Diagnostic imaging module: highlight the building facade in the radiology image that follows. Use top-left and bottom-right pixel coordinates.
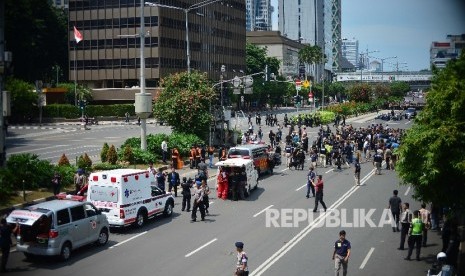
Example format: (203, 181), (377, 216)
(247, 31), (303, 77)
(430, 34), (464, 69)
(341, 38), (358, 68)
(246, 0), (272, 31)
(68, 0), (246, 90)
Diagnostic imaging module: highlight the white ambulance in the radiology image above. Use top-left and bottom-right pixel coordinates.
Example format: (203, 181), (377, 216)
(86, 169), (174, 228)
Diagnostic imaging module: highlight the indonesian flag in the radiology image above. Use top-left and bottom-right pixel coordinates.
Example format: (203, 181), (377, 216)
(73, 26), (83, 43)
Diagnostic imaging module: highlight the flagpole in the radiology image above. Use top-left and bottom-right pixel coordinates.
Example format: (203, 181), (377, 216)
(74, 42), (77, 106)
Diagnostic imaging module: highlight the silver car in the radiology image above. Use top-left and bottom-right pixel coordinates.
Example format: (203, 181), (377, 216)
(6, 195), (110, 261)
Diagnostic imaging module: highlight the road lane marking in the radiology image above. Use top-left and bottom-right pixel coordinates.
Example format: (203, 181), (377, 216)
(253, 205), (274, 218)
(359, 247), (375, 269)
(109, 231), (147, 249)
(251, 169), (376, 276)
(405, 121), (411, 124)
(8, 145), (66, 154)
(295, 184), (307, 191)
(325, 168), (334, 173)
(404, 186), (410, 196)
(185, 238), (218, 257)
(280, 168), (289, 172)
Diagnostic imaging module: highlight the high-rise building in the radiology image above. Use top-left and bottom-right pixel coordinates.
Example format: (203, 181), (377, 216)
(68, 0), (246, 91)
(246, 0), (272, 31)
(430, 34), (464, 69)
(50, 0), (69, 9)
(341, 38), (359, 68)
(330, 0), (341, 72)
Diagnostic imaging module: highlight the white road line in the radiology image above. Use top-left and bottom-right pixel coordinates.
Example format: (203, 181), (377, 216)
(251, 170), (376, 276)
(295, 183), (307, 191)
(253, 205), (274, 218)
(109, 231), (147, 249)
(404, 186), (411, 196)
(185, 238), (218, 257)
(405, 121), (411, 124)
(359, 247), (375, 269)
(279, 168), (289, 172)
(325, 168), (334, 173)
(8, 145), (66, 154)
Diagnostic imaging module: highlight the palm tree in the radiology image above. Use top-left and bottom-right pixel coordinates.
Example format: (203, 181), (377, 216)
(298, 45), (324, 80)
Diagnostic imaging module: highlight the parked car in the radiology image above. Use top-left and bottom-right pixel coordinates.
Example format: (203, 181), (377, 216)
(405, 107), (417, 119)
(6, 194), (110, 261)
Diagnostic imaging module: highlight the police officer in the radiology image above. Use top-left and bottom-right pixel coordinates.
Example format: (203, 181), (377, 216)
(191, 181), (205, 222)
(405, 210), (424, 261)
(332, 230), (351, 276)
(0, 219), (18, 273)
(373, 150), (383, 175)
(354, 158), (361, 185)
(181, 177), (192, 212)
(306, 167), (316, 198)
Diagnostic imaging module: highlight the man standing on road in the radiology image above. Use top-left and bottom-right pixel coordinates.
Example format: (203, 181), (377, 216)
(155, 168), (166, 192)
(234, 242), (249, 276)
(405, 210), (424, 261)
(419, 203), (431, 247)
(0, 219), (18, 273)
(373, 149), (383, 175)
(181, 177), (192, 212)
(306, 167), (316, 198)
(388, 190), (402, 232)
(167, 167), (180, 197)
(332, 230), (351, 276)
(398, 202), (412, 250)
(161, 140), (168, 164)
(312, 175), (327, 212)
(354, 158), (361, 185)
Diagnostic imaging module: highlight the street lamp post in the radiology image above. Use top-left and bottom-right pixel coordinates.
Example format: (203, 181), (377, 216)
(359, 49), (378, 82)
(146, 0), (222, 74)
(378, 56), (396, 81)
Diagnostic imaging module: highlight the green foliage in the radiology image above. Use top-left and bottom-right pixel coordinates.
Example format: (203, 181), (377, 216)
(57, 83), (92, 105)
(290, 111), (335, 125)
(167, 133), (204, 157)
(396, 52), (465, 210)
(77, 153), (92, 172)
(372, 83), (391, 100)
(101, 143), (110, 163)
(93, 163), (125, 171)
(54, 165), (77, 188)
(122, 145), (134, 164)
(389, 81), (410, 98)
(43, 103), (135, 118)
(57, 153), (70, 166)
(5, 1), (68, 82)
(5, 77), (38, 123)
(246, 43), (280, 75)
(6, 153), (55, 190)
(153, 71), (216, 139)
(328, 82), (347, 99)
(43, 104), (80, 118)
(107, 145), (118, 165)
(0, 168), (14, 202)
(298, 44), (324, 68)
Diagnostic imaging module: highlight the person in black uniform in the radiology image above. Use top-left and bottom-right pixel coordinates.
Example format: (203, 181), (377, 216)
(181, 177), (192, 212)
(167, 167), (180, 197)
(0, 219), (18, 272)
(230, 171), (240, 201)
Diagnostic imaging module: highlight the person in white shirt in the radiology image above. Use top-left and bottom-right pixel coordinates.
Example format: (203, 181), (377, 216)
(161, 140), (168, 163)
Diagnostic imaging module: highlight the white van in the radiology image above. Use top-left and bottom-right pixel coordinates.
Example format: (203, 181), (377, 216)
(86, 169), (174, 228)
(215, 158), (259, 196)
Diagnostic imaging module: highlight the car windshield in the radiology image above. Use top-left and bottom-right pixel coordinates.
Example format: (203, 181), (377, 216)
(407, 108), (415, 113)
(228, 149), (250, 157)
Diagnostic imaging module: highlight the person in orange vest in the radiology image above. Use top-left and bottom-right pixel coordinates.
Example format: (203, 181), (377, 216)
(189, 145), (196, 169)
(217, 167), (230, 200)
(171, 148), (180, 169)
(195, 145), (202, 169)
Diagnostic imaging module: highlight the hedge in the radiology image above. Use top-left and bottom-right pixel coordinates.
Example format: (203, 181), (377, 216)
(43, 104), (135, 118)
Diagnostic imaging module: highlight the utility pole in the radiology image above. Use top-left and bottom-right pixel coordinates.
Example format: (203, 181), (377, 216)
(0, 0), (6, 167)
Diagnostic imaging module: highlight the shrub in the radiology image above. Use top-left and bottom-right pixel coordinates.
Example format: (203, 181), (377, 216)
(57, 153), (70, 166)
(167, 132), (204, 157)
(6, 153), (55, 190)
(53, 165), (77, 188)
(77, 153), (92, 172)
(93, 162), (125, 171)
(100, 142), (109, 162)
(122, 144), (134, 164)
(107, 145), (118, 165)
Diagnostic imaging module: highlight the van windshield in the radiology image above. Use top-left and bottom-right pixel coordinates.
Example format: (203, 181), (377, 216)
(228, 149), (250, 157)
(89, 185), (119, 203)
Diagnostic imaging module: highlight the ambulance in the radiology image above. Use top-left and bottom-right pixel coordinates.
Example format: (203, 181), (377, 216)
(215, 158), (259, 197)
(86, 169), (174, 228)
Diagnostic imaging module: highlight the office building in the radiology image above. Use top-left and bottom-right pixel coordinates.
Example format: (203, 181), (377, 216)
(430, 34), (464, 69)
(341, 38), (358, 68)
(68, 0), (246, 96)
(246, 0), (273, 31)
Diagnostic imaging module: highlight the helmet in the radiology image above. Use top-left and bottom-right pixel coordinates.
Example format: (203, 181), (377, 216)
(437, 252), (447, 261)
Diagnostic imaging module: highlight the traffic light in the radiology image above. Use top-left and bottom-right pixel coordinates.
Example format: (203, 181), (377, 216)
(293, 95), (301, 104)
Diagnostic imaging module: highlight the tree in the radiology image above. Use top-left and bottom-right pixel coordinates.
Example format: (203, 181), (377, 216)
(5, 1), (68, 82)
(372, 83), (391, 100)
(122, 145), (134, 164)
(5, 77), (38, 123)
(57, 153), (70, 166)
(58, 83), (93, 105)
(100, 143), (109, 163)
(389, 81), (410, 98)
(347, 83), (372, 103)
(153, 71), (216, 139)
(328, 82), (347, 101)
(107, 145), (118, 165)
(396, 52), (465, 210)
(298, 44), (324, 79)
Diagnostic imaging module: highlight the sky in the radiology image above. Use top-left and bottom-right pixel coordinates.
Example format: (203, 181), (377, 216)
(270, 0), (465, 71)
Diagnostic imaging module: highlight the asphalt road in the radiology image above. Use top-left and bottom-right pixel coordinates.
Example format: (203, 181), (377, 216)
(5, 110), (439, 276)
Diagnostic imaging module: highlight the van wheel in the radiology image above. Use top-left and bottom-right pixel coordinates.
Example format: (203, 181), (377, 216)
(96, 228), (109, 246)
(135, 210), (146, 228)
(60, 242), (72, 261)
(23, 252), (35, 260)
(163, 202), (173, 217)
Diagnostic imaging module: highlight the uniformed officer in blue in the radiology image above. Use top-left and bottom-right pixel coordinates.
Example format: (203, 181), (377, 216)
(332, 230), (351, 276)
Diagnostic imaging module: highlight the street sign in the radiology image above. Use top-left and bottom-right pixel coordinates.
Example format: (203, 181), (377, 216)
(308, 92), (313, 98)
(244, 76), (253, 87)
(295, 79), (302, 86)
(296, 86), (302, 91)
(303, 80), (310, 88)
(241, 96), (244, 102)
(233, 88), (241, 95)
(232, 76), (241, 88)
(244, 87), (253, 94)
